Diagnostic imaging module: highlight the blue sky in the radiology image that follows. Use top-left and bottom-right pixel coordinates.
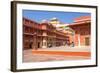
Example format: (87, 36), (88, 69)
(23, 10), (91, 24)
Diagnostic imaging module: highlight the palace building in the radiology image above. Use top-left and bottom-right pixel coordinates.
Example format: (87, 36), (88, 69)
(49, 17), (75, 46)
(68, 16), (91, 46)
(49, 16), (91, 47)
(23, 15), (91, 49)
(23, 18), (69, 49)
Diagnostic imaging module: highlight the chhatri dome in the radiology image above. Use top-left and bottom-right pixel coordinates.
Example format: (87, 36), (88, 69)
(50, 17), (60, 26)
(50, 17), (58, 21)
(41, 19), (49, 23)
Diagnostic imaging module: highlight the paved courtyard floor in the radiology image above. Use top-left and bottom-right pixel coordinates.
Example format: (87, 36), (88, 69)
(23, 46), (91, 62)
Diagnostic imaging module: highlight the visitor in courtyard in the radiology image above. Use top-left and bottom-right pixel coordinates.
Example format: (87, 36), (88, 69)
(71, 42), (74, 47)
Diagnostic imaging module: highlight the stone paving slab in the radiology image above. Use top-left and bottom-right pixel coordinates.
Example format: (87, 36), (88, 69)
(23, 47), (91, 62)
(23, 53), (90, 62)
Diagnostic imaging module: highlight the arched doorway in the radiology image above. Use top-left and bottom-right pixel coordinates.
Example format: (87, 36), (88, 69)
(29, 42), (33, 49)
(37, 42), (40, 48)
(85, 37), (90, 46)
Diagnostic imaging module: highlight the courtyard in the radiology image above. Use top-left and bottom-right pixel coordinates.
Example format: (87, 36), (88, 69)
(23, 46), (91, 62)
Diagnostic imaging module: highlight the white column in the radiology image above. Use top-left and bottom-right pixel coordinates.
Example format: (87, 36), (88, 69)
(78, 34), (80, 47)
(42, 37), (47, 48)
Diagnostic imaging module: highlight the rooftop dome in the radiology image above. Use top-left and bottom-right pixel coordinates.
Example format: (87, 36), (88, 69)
(41, 19), (48, 23)
(50, 17), (58, 21)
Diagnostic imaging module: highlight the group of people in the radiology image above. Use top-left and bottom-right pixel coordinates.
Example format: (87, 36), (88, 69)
(48, 42), (75, 48)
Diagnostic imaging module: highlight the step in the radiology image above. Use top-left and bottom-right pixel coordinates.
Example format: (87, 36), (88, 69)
(32, 50), (90, 57)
